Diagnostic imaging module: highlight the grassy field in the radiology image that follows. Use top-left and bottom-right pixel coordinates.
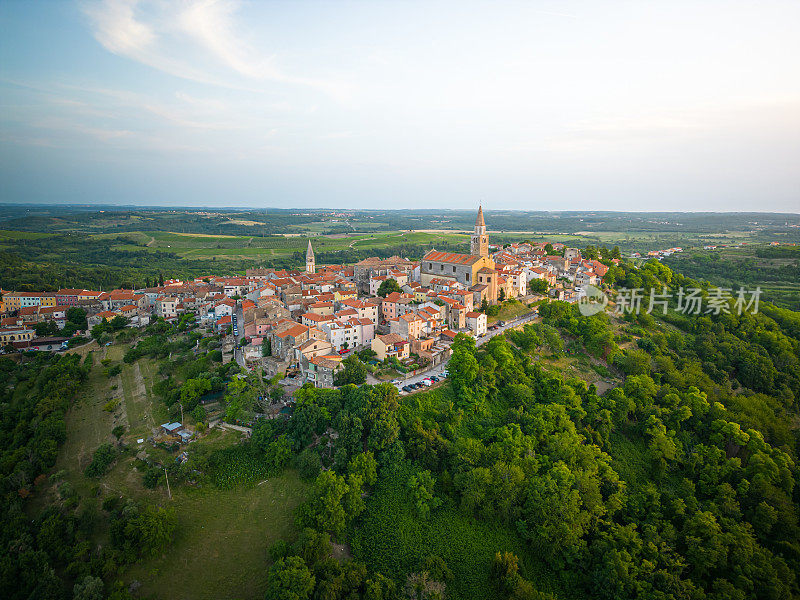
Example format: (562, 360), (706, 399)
(0, 229), (54, 240)
(123, 471), (310, 600)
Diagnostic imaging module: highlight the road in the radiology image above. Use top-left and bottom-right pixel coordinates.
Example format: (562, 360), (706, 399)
(232, 302), (246, 368)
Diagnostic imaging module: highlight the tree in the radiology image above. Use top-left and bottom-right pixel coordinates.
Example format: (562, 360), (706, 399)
(112, 425), (126, 439)
(499, 288), (506, 302)
(377, 278), (401, 297)
(109, 315), (129, 330)
(295, 448), (323, 480)
(407, 470), (441, 519)
(34, 321), (59, 337)
(265, 556), (315, 600)
(544, 243), (554, 255)
(66, 306), (88, 329)
(301, 470), (348, 536)
(73, 575), (104, 600)
(528, 278), (548, 294)
(617, 349), (651, 376)
(610, 246), (621, 260)
(334, 355), (367, 386)
(349, 451), (378, 486)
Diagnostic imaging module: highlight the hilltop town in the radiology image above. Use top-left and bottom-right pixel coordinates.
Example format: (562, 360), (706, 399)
(0, 208), (616, 389)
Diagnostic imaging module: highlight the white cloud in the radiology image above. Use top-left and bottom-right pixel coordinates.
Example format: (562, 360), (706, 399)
(82, 0), (350, 99)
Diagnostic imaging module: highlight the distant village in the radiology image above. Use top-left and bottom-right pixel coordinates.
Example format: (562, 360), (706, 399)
(2, 207), (622, 389)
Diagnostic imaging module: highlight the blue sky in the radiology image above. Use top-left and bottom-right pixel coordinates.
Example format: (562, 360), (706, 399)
(1, 1), (799, 211)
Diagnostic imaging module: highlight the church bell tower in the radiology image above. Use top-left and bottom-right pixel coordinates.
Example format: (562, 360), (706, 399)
(306, 239), (315, 274)
(470, 206), (489, 257)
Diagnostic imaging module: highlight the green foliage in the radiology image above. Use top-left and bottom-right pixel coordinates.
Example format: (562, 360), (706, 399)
(265, 556), (316, 600)
(295, 448), (323, 481)
(528, 278), (549, 294)
(84, 443), (117, 478)
(407, 470), (441, 519)
(334, 355), (368, 386)
(377, 277), (402, 297)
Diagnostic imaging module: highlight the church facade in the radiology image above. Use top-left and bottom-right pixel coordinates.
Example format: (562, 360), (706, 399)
(420, 206), (499, 304)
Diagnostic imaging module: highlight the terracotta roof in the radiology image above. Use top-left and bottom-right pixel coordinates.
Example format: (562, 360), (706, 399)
(423, 250), (482, 266)
(377, 333), (405, 345)
(276, 324), (308, 339)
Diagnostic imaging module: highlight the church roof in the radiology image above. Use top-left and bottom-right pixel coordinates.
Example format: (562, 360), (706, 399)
(423, 250), (483, 266)
(306, 239), (314, 258)
(475, 205), (485, 227)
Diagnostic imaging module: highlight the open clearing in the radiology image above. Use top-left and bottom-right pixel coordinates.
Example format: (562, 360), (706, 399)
(123, 471), (309, 600)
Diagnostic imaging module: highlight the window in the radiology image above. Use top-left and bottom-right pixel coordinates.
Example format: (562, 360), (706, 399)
(452, 266), (456, 273)
(465, 273), (470, 281)
(440, 264), (444, 271)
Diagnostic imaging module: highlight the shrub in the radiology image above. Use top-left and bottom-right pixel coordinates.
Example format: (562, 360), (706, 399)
(85, 443), (117, 478)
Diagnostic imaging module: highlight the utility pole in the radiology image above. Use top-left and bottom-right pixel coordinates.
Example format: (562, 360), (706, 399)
(164, 467), (172, 500)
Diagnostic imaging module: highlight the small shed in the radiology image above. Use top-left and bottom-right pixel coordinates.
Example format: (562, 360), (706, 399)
(160, 422), (183, 435)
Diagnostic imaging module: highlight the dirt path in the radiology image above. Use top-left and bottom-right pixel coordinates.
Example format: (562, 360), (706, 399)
(132, 362), (156, 431)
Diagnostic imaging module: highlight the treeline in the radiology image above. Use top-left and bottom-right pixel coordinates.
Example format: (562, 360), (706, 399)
(1, 208), (321, 237)
(0, 237), (230, 291)
(662, 250), (800, 310)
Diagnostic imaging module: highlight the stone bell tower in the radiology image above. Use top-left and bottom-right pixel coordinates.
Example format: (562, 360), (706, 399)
(306, 239), (315, 274)
(470, 205), (489, 257)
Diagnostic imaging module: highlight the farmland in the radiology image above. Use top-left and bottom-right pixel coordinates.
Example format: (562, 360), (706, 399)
(99, 229), (470, 260)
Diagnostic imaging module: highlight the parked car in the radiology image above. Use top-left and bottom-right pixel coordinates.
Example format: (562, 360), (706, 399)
(391, 379), (403, 385)
(422, 379), (432, 387)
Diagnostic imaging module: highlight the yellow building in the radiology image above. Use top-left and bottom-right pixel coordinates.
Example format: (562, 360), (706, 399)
(2, 292), (56, 310)
(371, 333), (410, 361)
(0, 328), (35, 344)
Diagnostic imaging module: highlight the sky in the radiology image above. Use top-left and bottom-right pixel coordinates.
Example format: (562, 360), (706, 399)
(1, 0), (799, 212)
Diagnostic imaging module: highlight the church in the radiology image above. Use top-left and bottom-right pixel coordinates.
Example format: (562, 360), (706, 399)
(420, 206), (500, 305)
